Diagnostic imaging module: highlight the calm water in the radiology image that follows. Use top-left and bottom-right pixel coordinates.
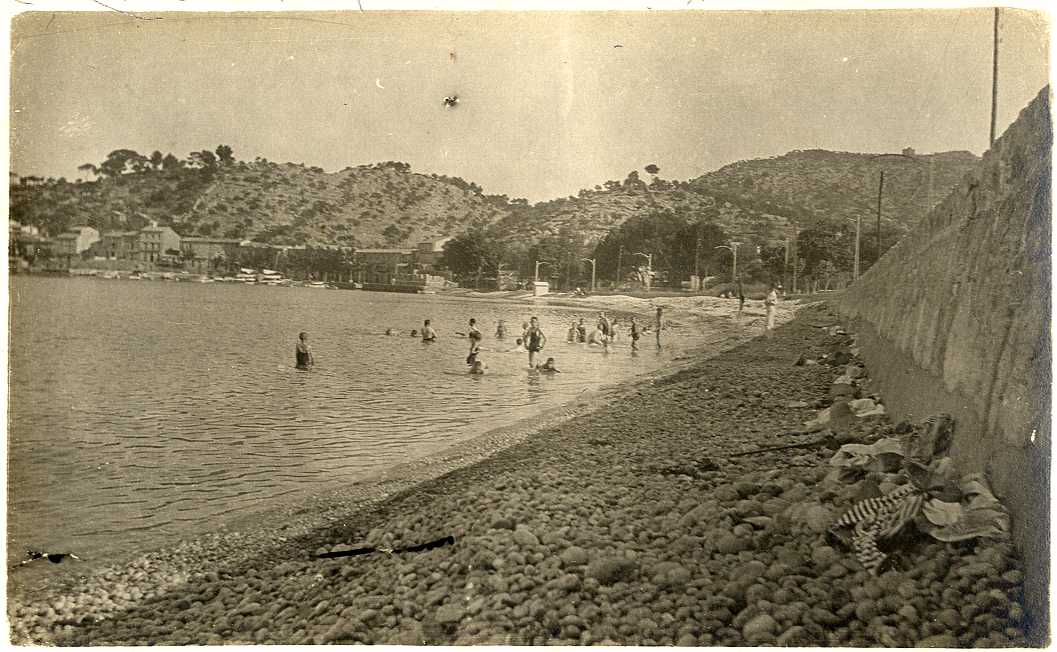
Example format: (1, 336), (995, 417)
(8, 276), (691, 565)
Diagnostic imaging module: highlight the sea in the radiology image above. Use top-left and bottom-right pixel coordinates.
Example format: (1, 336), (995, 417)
(6, 276), (698, 568)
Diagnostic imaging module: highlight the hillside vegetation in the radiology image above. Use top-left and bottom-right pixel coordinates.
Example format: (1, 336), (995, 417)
(11, 146), (978, 251)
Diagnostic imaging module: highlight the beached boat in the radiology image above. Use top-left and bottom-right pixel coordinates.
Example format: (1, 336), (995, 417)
(235, 268), (258, 284)
(259, 269), (284, 286)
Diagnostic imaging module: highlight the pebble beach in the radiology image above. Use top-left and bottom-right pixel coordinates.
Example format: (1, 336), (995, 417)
(8, 301), (1030, 646)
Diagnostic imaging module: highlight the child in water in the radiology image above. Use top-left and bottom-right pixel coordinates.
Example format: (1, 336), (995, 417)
(466, 343), (482, 366)
(567, 322), (578, 343)
(295, 331), (314, 370)
(537, 357), (561, 373)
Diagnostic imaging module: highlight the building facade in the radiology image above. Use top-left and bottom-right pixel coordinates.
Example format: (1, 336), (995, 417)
(353, 249), (415, 285)
(180, 237), (243, 272)
(136, 222), (181, 263)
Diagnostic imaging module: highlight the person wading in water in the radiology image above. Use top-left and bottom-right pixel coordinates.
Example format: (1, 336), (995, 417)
(295, 332), (314, 370)
(525, 316), (547, 368)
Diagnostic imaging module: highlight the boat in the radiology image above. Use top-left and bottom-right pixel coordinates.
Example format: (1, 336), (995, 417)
(259, 269), (284, 286)
(235, 268), (258, 284)
(305, 281), (328, 289)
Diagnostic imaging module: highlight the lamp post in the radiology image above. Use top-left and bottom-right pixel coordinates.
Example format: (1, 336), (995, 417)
(581, 258), (596, 292)
(714, 241), (742, 282)
(632, 252), (652, 290)
(534, 260), (552, 282)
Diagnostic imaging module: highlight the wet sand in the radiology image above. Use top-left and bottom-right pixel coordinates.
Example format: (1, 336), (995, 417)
(9, 302), (1028, 646)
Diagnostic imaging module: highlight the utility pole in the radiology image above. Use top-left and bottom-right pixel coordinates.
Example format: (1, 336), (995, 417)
(581, 258), (596, 292)
(990, 7), (1000, 146)
(876, 170), (885, 266)
(714, 240), (742, 283)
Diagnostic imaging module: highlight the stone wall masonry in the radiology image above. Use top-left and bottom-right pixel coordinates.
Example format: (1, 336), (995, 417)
(837, 86), (1051, 644)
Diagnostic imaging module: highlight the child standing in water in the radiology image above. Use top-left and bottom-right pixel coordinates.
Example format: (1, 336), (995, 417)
(422, 320), (437, 342)
(295, 332), (314, 370)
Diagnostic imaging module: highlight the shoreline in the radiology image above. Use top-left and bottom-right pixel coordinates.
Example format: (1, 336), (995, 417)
(7, 299), (789, 639)
(11, 301), (1029, 646)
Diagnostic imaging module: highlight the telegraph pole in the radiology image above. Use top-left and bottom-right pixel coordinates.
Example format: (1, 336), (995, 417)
(990, 7), (1000, 146)
(876, 170), (885, 267)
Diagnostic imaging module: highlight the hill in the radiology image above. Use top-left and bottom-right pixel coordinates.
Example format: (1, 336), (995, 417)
(9, 151), (513, 248)
(689, 149), (979, 231)
(10, 146), (978, 252)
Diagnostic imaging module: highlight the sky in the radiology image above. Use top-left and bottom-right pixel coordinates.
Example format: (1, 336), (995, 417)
(8, 6), (1051, 203)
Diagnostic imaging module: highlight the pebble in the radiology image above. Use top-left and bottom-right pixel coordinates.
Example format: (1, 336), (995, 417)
(742, 614), (779, 644)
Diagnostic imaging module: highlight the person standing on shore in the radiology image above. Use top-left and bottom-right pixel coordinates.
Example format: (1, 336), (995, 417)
(655, 306), (663, 349)
(765, 284), (779, 333)
(422, 320), (437, 342)
(295, 332), (314, 370)
(525, 316), (547, 368)
(736, 278), (746, 316)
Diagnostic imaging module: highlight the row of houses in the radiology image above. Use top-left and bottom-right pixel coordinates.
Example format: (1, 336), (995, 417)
(9, 220), (455, 285)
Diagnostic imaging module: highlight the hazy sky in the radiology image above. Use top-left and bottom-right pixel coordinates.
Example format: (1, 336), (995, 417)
(9, 8), (1050, 202)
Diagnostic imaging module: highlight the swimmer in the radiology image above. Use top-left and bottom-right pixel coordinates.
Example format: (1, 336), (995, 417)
(495, 320), (507, 339)
(524, 316), (547, 368)
(468, 318), (482, 350)
(537, 357), (561, 373)
(385, 328), (393, 336)
(577, 318), (587, 342)
(466, 343), (482, 366)
(411, 329), (419, 337)
(506, 338), (526, 353)
(567, 321), (578, 343)
(597, 312), (612, 352)
(587, 328), (605, 346)
(422, 319), (437, 342)
(295, 331), (314, 370)
(630, 316), (641, 351)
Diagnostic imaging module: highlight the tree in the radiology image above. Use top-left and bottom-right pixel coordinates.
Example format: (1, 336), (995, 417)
(150, 150), (164, 170)
(189, 150), (218, 169)
(77, 163), (99, 178)
(99, 149), (148, 177)
(215, 145), (235, 165)
(382, 224), (403, 246)
(162, 153), (182, 172)
(644, 164), (660, 175)
(439, 225), (507, 288)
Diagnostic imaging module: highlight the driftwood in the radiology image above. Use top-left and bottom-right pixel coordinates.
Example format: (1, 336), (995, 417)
(317, 535), (455, 559)
(727, 434), (835, 458)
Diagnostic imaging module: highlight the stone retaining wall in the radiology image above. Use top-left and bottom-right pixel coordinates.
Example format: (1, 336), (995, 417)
(837, 87), (1051, 644)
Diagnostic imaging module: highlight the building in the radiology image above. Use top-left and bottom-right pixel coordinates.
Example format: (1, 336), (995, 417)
(180, 237), (243, 272)
(413, 236), (454, 273)
(52, 225), (100, 258)
(352, 248), (415, 285)
(135, 222), (181, 263)
(94, 231), (140, 260)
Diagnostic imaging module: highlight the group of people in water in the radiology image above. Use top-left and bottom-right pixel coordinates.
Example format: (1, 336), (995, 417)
(300, 307), (665, 375)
